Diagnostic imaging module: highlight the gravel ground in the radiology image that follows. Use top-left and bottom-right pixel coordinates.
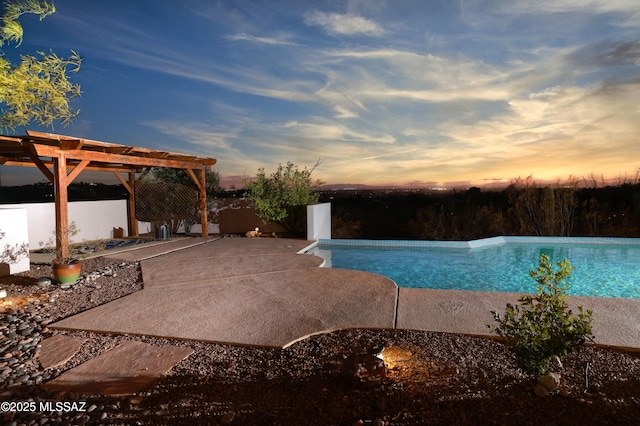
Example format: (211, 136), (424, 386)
(1, 255), (639, 425)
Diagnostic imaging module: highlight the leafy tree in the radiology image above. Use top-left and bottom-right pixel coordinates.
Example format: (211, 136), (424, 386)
(243, 161), (323, 234)
(490, 254), (593, 377)
(0, 0), (82, 131)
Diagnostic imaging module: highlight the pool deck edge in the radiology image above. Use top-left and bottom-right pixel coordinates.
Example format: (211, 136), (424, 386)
(396, 287), (640, 351)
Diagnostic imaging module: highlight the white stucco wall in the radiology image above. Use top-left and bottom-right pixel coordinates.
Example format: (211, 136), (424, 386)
(0, 208), (30, 274)
(307, 202), (331, 240)
(0, 200), (128, 250)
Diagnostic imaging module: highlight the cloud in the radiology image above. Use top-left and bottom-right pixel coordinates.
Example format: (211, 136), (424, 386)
(225, 33), (300, 46)
(142, 119), (268, 178)
(282, 120), (396, 144)
(143, 120), (240, 154)
(566, 40), (640, 69)
(436, 76), (640, 182)
(304, 11), (385, 36)
(481, 0), (640, 28)
(361, 148), (418, 160)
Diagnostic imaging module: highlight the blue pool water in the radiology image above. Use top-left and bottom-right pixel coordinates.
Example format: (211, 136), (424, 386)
(308, 238), (640, 299)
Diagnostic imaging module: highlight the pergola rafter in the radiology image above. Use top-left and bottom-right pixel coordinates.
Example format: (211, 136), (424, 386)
(0, 130), (217, 259)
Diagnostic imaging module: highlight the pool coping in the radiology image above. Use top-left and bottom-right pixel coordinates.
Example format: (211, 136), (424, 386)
(313, 236), (640, 249)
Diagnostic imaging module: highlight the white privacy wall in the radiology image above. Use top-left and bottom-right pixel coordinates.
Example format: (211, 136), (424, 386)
(307, 202), (331, 240)
(0, 200), (128, 250)
(0, 208), (30, 273)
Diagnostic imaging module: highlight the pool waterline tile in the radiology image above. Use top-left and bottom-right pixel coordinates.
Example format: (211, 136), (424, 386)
(317, 236), (640, 249)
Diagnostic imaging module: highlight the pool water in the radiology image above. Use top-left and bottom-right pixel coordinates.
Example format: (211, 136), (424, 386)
(309, 240), (640, 299)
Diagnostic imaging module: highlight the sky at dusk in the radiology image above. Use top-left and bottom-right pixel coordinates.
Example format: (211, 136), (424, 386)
(2, 0), (639, 188)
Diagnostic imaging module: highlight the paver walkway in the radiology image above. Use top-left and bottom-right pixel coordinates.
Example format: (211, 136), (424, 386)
(44, 340), (193, 395)
(39, 335), (86, 370)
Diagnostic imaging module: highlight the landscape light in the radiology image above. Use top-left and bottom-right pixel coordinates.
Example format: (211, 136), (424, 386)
(367, 344), (385, 360)
(378, 346), (415, 370)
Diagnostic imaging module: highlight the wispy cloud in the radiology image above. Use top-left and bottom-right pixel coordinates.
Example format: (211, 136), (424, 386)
(362, 148), (418, 160)
(282, 120), (396, 144)
(304, 11), (385, 36)
(566, 40), (640, 70)
(500, 0), (640, 27)
(225, 32), (300, 46)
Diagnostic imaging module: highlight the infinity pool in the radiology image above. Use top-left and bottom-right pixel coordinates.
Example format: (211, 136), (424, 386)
(307, 237), (640, 299)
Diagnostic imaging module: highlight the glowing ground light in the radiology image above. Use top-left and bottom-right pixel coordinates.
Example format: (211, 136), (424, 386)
(379, 346), (415, 369)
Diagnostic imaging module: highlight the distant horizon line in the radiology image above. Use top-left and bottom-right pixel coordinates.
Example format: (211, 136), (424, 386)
(220, 173), (640, 190)
(220, 171), (640, 191)
(2, 170), (639, 191)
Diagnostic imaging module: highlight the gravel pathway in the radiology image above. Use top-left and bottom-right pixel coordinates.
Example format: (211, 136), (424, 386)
(1, 256), (639, 425)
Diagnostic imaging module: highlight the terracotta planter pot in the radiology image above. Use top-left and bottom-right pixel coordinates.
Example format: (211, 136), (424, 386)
(52, 258), (82, 286)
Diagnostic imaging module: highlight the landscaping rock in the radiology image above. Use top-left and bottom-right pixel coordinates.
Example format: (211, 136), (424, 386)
(539, 371), (561, 392)
(341, 353), (386, 386)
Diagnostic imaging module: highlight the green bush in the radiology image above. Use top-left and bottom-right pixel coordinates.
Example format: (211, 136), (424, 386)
(243, 161), (322, 234)
(490, 254), (594, 377)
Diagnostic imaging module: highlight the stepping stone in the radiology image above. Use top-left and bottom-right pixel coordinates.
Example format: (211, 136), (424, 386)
(44, 340), (193, 396)
(39, 334), (87, 370)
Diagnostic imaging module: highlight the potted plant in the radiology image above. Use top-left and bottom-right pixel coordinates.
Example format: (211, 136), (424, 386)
(49, 222), (82, 287)
(52, 257), (81, 287)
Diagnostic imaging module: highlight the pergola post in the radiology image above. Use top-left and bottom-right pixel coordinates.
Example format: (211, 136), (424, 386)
(185, 167), (209, 237)
(128, 171), (138, 237)
(198, 166), (208, 237)
(53, 155), (69, 259)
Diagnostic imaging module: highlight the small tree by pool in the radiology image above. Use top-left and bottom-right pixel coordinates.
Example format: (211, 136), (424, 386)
(490, 254), (594, 377)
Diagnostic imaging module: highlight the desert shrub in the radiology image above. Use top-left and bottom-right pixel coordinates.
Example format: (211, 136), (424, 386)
(490, 254), (594, 377)
(0, 228), (29, 264)
(244, 161), (322, 234)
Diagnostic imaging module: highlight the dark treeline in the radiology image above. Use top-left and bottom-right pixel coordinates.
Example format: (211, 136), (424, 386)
(320, 178), (640, 240)
(0, 182), (128, 203)
(3, 178), (639, 239)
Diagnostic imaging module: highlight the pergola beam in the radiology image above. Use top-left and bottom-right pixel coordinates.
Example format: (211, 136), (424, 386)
(1, 158), (143, 173)
(26, 142), (54, 182)
(31, 143), (213, 170)
(66, 159), (90, 183)
(112, 171), (132, 193)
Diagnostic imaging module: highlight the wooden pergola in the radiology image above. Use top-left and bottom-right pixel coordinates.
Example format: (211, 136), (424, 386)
(0, 130), (217, 259)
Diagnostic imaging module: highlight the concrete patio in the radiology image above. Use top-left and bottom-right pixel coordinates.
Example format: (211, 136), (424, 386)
(50, 237), (640, 350)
